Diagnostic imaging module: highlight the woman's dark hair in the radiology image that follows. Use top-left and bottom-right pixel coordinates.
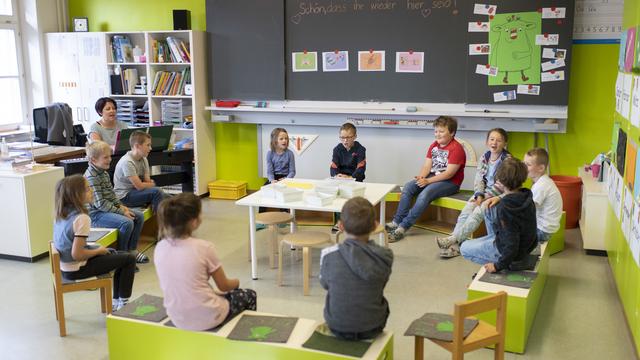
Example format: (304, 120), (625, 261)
(95, 97), (117, 116)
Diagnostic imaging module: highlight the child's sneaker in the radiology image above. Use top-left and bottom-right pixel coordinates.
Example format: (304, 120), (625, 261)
(439, 244), (461, 259)
(384, 221), (398, 232)
(135, 252), (150, 264)
(436, 236), (456, 250)
(388, 227), (405, 243)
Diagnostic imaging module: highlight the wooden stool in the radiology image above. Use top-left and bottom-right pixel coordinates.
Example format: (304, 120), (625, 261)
(278, 231), (332, 295)
(255, 212), (294, 268)
(335, 224), (388, 247)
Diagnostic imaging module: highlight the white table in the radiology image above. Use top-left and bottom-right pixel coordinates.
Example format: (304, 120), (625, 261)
(236, 179), (396, 279)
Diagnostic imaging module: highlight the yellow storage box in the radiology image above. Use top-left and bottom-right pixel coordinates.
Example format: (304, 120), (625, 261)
(208, 180), (247, 200)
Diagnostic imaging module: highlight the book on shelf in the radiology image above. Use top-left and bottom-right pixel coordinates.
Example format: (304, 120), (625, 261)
(151, 68), (191, 96)
(111, 35), (133, 63)
(110, 74), (124, 95)
(151, 37), (191, 63)
(122, 68), (140, 95)
(166, 37), (191, 63)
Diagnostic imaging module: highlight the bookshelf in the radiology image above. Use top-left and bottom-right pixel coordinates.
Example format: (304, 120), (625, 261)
(46, 30), (215, 195)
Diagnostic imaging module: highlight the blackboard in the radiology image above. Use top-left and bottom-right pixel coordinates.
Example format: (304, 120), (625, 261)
(207, 0), (285, 100)
(466, 1), (575, 105)
(207, 0), (574, 106)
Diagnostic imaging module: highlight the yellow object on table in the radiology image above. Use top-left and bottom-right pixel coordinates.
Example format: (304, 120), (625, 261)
(282, 180), (314, 190)
(208, 180), (247, 200)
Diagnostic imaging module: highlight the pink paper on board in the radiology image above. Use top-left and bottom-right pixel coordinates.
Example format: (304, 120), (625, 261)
(625, 28), (636, 72)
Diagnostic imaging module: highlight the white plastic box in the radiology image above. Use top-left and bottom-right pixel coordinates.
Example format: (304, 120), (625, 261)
(305, 192), (336, 206)
(260, 183), (287, 199)
(338, 182), (366, 199)
(274, 187), (304, 203)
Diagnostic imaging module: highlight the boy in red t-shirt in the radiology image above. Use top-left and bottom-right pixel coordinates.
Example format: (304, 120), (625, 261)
(385, 116), (466, 242)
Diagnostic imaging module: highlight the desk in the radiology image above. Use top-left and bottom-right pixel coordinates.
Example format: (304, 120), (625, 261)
(32, 146), (85, 163)
(236, 179), (396, 279)
(57, 149), (195, 193)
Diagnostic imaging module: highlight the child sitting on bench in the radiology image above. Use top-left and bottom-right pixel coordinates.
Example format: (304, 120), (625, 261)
(154, 193), (257, 331)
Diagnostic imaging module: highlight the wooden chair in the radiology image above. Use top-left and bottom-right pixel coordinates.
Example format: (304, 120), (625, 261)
(254, 212), (295, 268)
(335, 223), (388, 247)
(49, 241), (112, 337)
(414, 291), (507, 360)
(278, 231), (332, 295)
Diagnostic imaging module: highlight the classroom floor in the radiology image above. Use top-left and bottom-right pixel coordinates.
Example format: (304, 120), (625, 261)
(0, 198), (636, 360)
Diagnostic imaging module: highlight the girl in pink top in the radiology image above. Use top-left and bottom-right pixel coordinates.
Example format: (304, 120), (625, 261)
(154, 193), (256, 331)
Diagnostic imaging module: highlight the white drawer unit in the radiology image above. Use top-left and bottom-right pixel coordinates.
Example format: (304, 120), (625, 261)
(578, 167), (607, 253)
(0, 167), (64, 261)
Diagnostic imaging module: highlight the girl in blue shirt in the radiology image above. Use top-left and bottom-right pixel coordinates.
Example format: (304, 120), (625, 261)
(53, 174), (136, 311)
(266, 127), (296, 183)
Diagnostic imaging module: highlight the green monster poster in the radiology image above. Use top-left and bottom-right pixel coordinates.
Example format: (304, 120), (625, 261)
(489, 12), (541, 85)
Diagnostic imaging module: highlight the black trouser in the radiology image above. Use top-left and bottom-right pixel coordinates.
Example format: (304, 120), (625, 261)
(330, 324), (385, 341)
(62, 251), (136, 299)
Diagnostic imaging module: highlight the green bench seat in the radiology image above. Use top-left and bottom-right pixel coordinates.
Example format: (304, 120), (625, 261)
(465, 213), (565, 354)
(107, 310), (394, 360)
(94, 207), (153, 248)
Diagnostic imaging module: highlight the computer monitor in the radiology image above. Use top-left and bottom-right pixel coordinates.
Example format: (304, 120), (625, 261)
(113, 127), (142, 155)
(113, 125), (174, 155)
(33, 107), (48, 144)
(148, 125), (173, 151)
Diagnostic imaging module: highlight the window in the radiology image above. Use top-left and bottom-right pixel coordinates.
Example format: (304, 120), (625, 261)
(0, 0), (25, 130)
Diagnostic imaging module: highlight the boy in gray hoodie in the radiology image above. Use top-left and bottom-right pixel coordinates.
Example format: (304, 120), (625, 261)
(319, 197), (394, 340)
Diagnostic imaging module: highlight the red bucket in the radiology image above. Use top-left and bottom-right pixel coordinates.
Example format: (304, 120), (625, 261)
(550, 175), (583, 229)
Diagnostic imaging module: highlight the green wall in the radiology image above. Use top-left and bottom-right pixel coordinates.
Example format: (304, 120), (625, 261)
(68, 0), (207, 32)
(68, 0), (616, 189)
(604, 0), (640, 355)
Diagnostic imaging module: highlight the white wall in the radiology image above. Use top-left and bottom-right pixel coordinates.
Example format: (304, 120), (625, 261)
(260, 125), (500, 189)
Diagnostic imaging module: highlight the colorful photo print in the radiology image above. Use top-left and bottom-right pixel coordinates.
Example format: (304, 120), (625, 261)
(395, 51), (424, 73)
(322, 51), (349, 72)
(292, 51), (318, 72)
(469, 44), (491, 55)
(358, 50), (385, 71)
(489, 12), (541, 86)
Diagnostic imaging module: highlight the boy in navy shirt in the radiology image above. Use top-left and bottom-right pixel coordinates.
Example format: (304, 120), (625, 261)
(330, 123), (366, 182)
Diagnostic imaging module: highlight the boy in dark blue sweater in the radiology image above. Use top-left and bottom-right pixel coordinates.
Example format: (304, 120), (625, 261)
(330, 123), (366, 182)
(460, 157), (537, 272)
(320, 197), (393, 340)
